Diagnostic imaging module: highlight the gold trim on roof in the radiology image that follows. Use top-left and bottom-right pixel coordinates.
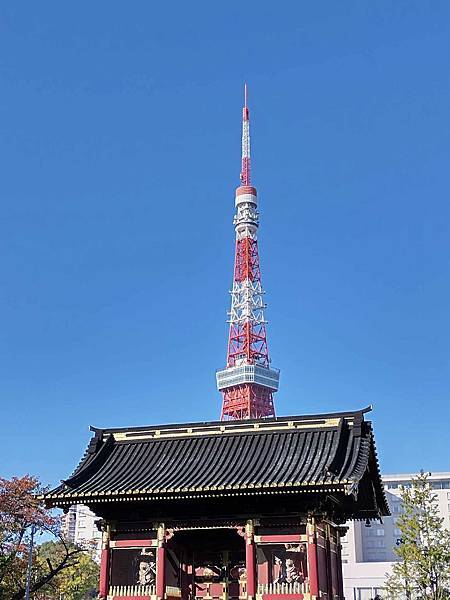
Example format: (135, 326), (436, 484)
(112, 417), (343, 442)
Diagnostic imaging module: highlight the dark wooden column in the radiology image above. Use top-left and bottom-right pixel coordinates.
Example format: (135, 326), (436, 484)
(307, 517), (319, 599)
(328, 525), (340, 599)
(156, 523), (166, 600)
(336, 527), (345, 599)
(245, 520), (256, 599)
(180, 551), (191, 599)
(325, 523), (333, 599)
(98, 525), (110, 599)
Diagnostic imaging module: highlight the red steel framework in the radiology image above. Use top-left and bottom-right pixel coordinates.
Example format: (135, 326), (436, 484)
(227, 236), (268, 366)
(217, 86), (279, 420)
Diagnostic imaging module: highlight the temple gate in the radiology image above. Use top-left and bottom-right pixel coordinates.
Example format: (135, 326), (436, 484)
(44, 409), (388, 600)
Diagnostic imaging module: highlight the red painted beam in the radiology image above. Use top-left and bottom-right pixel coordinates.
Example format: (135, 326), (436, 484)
(110, 539), (154, 548)
(257, 534), (305, 543)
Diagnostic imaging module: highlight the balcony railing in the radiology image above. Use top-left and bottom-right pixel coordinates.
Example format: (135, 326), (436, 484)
(108, 585), (182, 598)
(166, 586), (182, 597)
(108, 584), (155, 597)
(258, 581), (309, 595)
(109, 582), (308, 598)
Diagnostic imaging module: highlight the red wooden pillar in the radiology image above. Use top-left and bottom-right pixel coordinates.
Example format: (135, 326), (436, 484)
(99, 526), (110, 599)
(245, 520), (256, 599)
(156, 523), (166, 600)
(307, 518), (319, 599)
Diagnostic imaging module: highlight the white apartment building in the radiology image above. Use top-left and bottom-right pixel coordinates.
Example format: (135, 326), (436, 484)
(342, 472), (450, 600)
(61, 504), (102, 561)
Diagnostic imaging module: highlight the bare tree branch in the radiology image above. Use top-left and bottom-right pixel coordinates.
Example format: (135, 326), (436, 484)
(10, 545), (82, 600)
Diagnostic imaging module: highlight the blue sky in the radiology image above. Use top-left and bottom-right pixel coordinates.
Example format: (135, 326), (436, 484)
(1, 2), (449, 486)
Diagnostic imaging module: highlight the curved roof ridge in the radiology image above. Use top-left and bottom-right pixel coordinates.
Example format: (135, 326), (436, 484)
(62, 428), (104, 483)
(367, 424), (390, 515)
(91, 406), (372, 435)
(63, 434), (114, 490)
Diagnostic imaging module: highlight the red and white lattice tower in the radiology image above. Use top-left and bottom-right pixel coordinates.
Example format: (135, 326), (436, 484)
(216, 85), (279, 420)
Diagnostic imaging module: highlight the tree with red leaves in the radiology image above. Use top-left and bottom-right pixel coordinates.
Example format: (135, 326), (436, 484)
(0, 475), (83, 599)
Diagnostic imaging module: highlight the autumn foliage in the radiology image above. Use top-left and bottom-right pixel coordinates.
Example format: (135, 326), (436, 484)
(0, 475), (98, 599)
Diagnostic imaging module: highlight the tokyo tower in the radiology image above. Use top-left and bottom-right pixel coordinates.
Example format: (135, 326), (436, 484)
(216, 85), (280, 420)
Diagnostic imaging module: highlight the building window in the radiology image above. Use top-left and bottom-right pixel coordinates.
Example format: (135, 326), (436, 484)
(376, 528), (385, 536)
(365, 550), (387, 562)
(365, 539), (386, 549)
(356, 588), (373, 600)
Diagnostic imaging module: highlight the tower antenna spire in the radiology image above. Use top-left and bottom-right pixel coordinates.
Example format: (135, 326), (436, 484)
(216, 86), (280, 420)
(240, 83), (251, 186)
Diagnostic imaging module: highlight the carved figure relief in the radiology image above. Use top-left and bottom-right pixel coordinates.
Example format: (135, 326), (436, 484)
(194, 564), (222, 582)
(136, 549), (156, 585)
(272, 543), (307, 584)
(229, 562), (247, 581)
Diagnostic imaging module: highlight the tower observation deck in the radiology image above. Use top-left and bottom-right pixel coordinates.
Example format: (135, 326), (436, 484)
(217, 86), (279, 420)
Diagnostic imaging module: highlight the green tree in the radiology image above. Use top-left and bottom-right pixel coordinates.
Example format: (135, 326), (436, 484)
(386, 471), (450, 600)
(36, 541), (99, 599)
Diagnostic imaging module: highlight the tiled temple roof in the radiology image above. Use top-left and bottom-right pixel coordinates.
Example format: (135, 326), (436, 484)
(44, 408), (389, 518)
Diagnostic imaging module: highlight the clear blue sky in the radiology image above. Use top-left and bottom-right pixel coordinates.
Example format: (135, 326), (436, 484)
(1, 2), (449, 486)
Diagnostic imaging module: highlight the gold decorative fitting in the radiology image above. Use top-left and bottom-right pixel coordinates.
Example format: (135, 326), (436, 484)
(110, 415), (343, 442)
(157, 523), (165, 544)
(245, 519), (254, 539)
